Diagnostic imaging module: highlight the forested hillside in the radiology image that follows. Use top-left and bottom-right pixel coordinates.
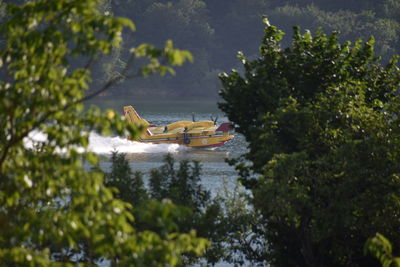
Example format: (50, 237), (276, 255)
(103, 0), (400, 99)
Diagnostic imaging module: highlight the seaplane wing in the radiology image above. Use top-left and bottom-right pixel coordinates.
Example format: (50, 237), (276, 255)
(168, 127), (186, 134)
(149, 126), (165, 134)
(123, 105), (234, 148)
(187, 127), (205, 134)
(188, 126), (217, 134)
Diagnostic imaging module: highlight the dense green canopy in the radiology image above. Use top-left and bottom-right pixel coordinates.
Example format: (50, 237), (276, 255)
(219, 22), (400, 266)
(0, 0), (205, 265)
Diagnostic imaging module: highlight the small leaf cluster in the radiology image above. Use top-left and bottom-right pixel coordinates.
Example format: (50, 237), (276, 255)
(365, 233), (400, 267)
(131, 40), (193, 77)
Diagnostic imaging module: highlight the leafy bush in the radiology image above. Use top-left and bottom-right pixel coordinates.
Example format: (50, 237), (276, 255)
(219, 21), (400, 266)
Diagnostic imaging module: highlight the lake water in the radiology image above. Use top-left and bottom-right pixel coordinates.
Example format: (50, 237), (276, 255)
(85, 99), (249, 266)
(88, 99), (248, 193)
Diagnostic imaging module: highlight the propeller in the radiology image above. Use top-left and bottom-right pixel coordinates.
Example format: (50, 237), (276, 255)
(210, 115), (219, 125)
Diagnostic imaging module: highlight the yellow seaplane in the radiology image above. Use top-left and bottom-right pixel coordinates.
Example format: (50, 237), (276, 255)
(123, 106), (234, 148)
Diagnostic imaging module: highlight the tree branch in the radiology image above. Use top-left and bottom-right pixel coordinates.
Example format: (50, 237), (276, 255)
(77, 53), (135, 103)
(0, 54), (137, 172)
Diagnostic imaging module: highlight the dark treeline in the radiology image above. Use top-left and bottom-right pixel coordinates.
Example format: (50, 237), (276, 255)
(103, 0), (400, 99)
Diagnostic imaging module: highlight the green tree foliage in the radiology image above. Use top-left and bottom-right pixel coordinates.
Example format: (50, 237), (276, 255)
(268, 5), (400, 62)
(219, 22), (400, 266)
(149, 154), (210, 209)
(365, 233), (400, 267)
(269, 0), (380, 12)
(381, 0), (400, 20)
(105, 151), (148, 205)
(106, 152), (255, 266)
(147, 154), (225, 264)
(0, 0), (205, 265)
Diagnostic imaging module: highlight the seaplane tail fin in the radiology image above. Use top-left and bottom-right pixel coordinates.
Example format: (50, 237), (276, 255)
(123, 106), (142, 124)
(123, 106), (153, 137)
(216, 122), (232, 132)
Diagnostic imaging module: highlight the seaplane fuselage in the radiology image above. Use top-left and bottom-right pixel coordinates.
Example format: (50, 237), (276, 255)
(123, 106), (234, 148)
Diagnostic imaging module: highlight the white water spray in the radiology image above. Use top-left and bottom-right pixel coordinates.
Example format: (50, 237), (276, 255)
(88, 132), (183, 154)
(24, 131), (185, 154)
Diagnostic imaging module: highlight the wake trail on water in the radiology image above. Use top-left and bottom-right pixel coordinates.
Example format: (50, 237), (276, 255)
(24, 131), (185, 154)
(88, 132), (184, 154)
